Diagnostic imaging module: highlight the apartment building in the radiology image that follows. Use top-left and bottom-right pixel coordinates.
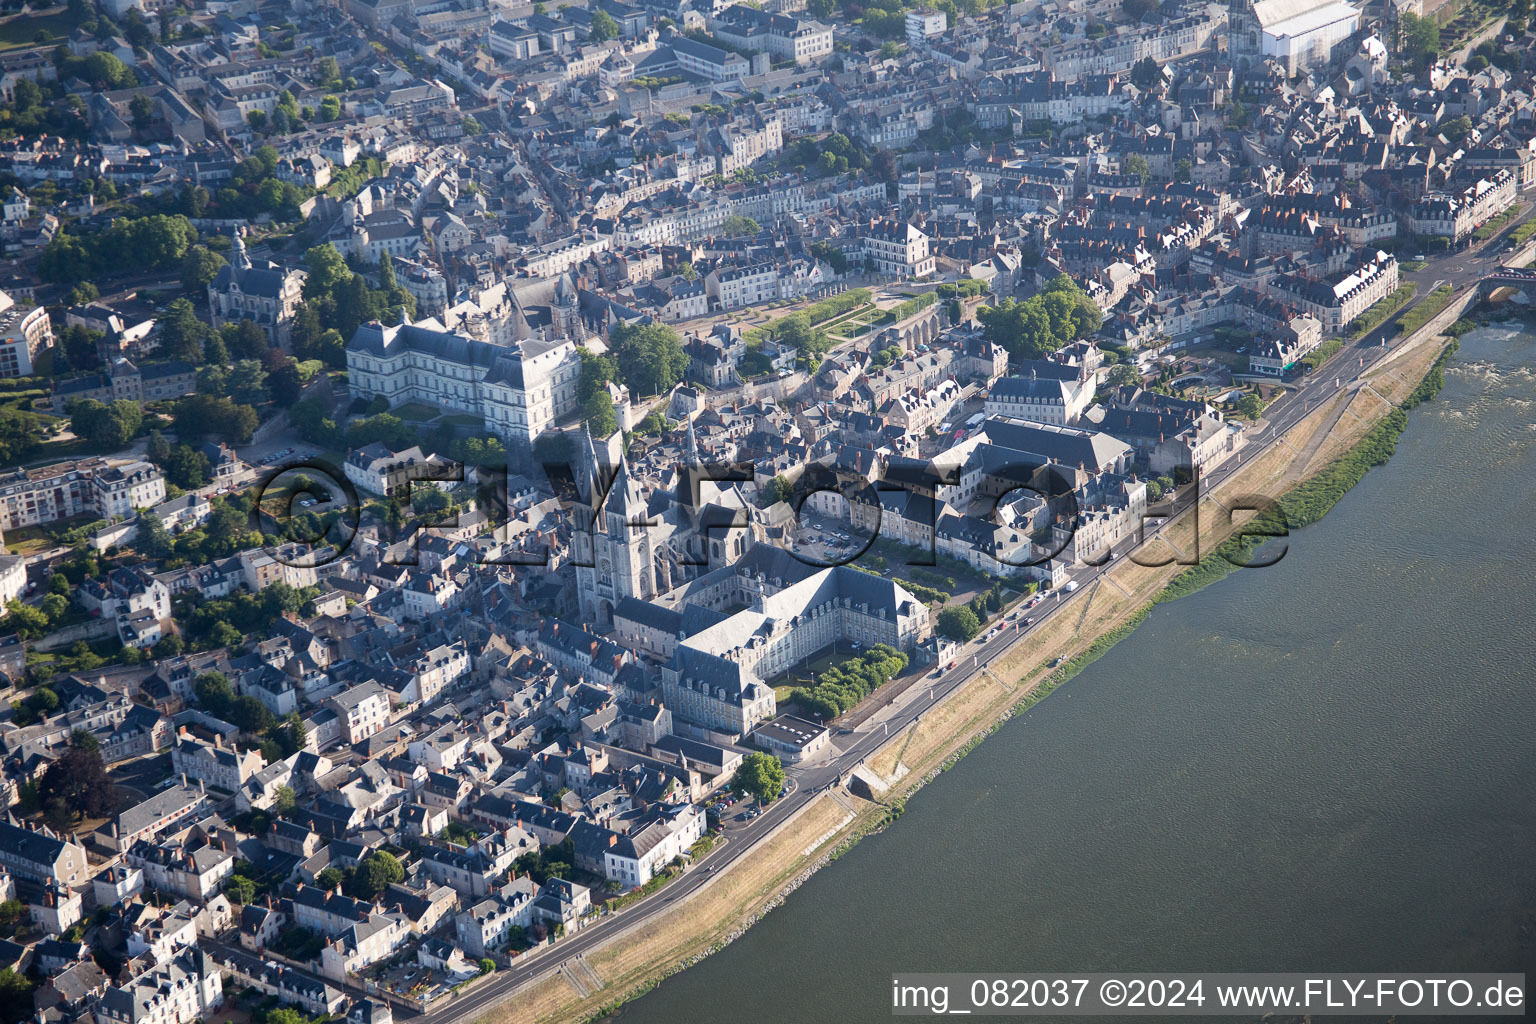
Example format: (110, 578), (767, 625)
(862, 221), (935, 278)
(1267, 250), (1399, 333)
(0, 820), (89, 886)
(705, 263), (779, 310)
(708, 6), (833, 64)
(985, 367), (1095, 426)
(0, 457), (167, 531)
(1406, 169), (1517, 243)
(0, 294), (51, 377)
(327, 682), (391, 745)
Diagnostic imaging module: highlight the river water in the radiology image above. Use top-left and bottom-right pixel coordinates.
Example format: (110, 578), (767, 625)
(604, 325), (1536, 1024)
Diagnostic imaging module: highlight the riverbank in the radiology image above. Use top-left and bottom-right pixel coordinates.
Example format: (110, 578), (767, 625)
(479, 321), (1461, 1024)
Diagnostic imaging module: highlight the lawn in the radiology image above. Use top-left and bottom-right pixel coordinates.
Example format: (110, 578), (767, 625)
(3, 515), (100, 556)
(392, 402), (441, 422)
(1348, 282), (1418, 339)
(0, 10), (75, 51)
(1394, 284), (1457, 336)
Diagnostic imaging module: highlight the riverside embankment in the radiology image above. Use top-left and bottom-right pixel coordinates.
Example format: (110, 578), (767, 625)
(475, 294), (1472, 1024)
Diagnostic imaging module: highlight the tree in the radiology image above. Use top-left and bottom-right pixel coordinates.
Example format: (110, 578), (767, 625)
(70, 398), (141, 450)
(228, 359), (269, 406)
(1400, 12), (1440, 67)
(147, 429), (172, 466)
(316, 56), (342, 90)
(158, 298), (208, 363)
(610, 321), (688, 396)
(225, 875), (257, 904)
(303, 243), (353, 300)
(59, 324), (103, 372)
(1130, 56), (1161, 91)
(1174, 158), (1192, 183)
(194, 672), (236, 716)
(937, 605), (982, 641)
(1105, 363), (1141, 388)
(479, 958), (496, 975)
(317, 867), (344, 890)
(583, 391), (618, 438)
(0, 967), (35, 1024)
(1237, 393), (1264, 419)
(1123, 153), (1149, 180)
(273, 785), (296, 814)
(774, 312), (831, 368)
(130, 93), (154, 132)
(721, 214), (760, 237)
(977, 275), (1101, 361)
(37, 730), (116, 820)
(589, 8), (620, 42)
(765, 475), (793, 505)
(137, 514), (173, 560)
(349, 851), (404, 900)
(734, 752), (786, 804)
(1227, 96), (1247, 127)
(1436, 115), (1472, 146)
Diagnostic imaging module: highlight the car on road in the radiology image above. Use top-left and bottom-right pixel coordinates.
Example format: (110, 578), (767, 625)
(299, 499), (315, 508)
(1024, 617), (1035, 627)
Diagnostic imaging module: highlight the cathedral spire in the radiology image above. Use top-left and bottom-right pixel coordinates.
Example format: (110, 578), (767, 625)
(685, 415), (699, 466)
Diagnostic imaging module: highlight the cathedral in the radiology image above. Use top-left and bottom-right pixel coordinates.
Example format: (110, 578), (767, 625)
(574, 422), (758, 629)
(1229, 0), (1361, 76)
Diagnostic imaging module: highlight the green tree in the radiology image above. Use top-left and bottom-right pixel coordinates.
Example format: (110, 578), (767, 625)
(478, 958), (496, 974)
(721, 214), (760, 237)
(317, 867), (345, 890)
(228, 359), (269, 406)
(0, 967), (35, 1024)
(349, 851), (405, 900)
(1130, 56), (1161, 90)
(1227, 96), (1247, 127)
(194, 672), (236, 716)
(225, 875), (257, 904)
(158, 298), (208, 363)
(1400, 12), (1440, 67)
(589, 8), (620, 42)
(1105, 363), (1141, 388)
(37, 730), (115, 820)
(610, 321), (688, 396)
(977, 275), (1100, 361)
(316, 56), (342, 90)
(137, 514), (174, 560)
(765, 475), (793, 505)
(1123, 153), (1149, 180)
(937, 605), (982, 641)
(1174, 158), (1192, 183)
(734, 752), (786, 804)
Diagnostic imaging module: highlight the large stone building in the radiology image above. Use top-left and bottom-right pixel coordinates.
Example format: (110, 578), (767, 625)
(655, 563), (931, 738)
(1229, 0), (1361, 76)
(345, 274), (608, 451)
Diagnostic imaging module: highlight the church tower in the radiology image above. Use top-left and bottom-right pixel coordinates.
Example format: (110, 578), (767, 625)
(575, 433), (656, 627)
(1229, 0), (1262, 58)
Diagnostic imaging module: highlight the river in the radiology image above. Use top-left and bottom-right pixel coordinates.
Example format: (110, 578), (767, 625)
(604, 324), (1536, 1023)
